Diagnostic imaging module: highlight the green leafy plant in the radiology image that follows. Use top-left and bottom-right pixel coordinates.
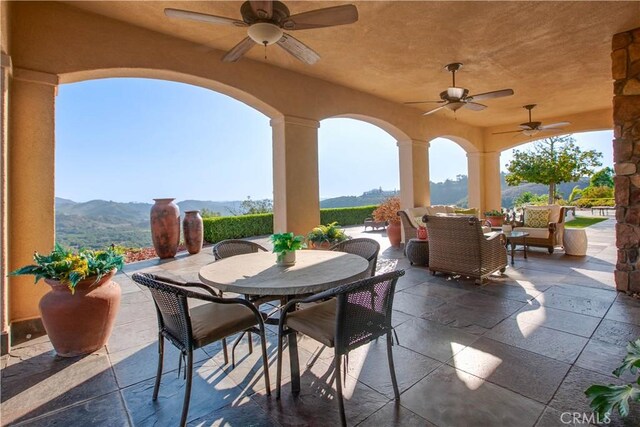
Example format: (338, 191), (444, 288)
(586, 338), (640, 419)
(10, 243), (124, 293)
(270, 233), (306, 255)
(484, 209), (503, 217)
(307, 222), (349, 245)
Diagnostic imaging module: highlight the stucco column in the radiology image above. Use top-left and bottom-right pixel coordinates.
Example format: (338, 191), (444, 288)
(397, 139), (430, 209)
(1, 54), (11, 353)
(7, 68), (57, 329)
(467, 151), (501, 213)
(271, 115), (320, 236)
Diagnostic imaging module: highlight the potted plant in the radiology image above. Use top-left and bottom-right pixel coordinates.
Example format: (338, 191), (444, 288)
(10, 243), (125, 357)
(484, 209), (505, 227)
(372, 196), (402, 247)
(306, 222), (349, 249)
(271, 232), (306, 266)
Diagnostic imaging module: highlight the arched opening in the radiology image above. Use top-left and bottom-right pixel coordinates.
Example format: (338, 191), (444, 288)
(428, 137), (470, 207)
(499, 130), (613, 209)
(55, 77), (272, 248)
(318, 118), (399, 207)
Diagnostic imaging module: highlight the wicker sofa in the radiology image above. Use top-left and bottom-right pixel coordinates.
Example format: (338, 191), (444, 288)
(513, 205), (566, 254)
(423, 215), (507, 284)
(398, 206), (486, 243)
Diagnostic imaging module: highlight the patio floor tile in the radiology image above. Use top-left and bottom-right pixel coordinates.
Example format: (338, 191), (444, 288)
(358, 401), (435, 426)
(400, 364), (544, 427)
(392, 291), (445, 317)
(402, 281), (471, 300)
(605, 294), (640, 326)
(533, 290), (613, 318)
(575, 338), (637, 382)
(422, 300), (514, 330)
(510, 303), (602, 337)
(449, 336), (570, 403)
(592, 319), (640, 347)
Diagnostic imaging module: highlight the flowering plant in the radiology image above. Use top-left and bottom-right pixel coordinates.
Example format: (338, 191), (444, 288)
(372, 197), (401, 225)
(10, 243), (125, 293)
(307, 222), (348, 244)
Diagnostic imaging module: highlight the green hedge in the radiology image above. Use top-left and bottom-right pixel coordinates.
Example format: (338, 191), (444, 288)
(203, 213), (273, 243)
(320, 205), (378, 226)
(202, 205), (379, 244)
(573, 198), (615, 208)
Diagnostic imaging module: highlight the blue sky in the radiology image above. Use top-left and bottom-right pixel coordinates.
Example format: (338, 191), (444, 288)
(56, 78), (613, 203)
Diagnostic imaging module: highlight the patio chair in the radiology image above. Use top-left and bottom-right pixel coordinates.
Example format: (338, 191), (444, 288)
(330, 238), (380, 277)
(212, 239), (268, 260)
(513, 205), (566, 253)
(423, 215), (507, 284)
(276, 270), (405, 426)
(131, 273), (270, 427)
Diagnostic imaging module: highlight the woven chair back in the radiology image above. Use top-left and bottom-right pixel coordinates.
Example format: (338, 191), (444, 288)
(132, 273), (193, 353)
(423, 215), (486, 274)
(213, 239), (267, 260)
(334, 270), (402, 355)
(330, 238), (380, 277)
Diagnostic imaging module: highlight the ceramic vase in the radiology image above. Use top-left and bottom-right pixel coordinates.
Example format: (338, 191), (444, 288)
(183, 210), (203, 255)
(386, 222), (402, 247)
(276, 251), (296, 266)
(40, 270), (120, 357)
(417, 226), (428, 240)
(150, 198), (180, 259)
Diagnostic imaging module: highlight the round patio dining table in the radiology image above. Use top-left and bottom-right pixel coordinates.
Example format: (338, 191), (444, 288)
(198, 249), (370, 395)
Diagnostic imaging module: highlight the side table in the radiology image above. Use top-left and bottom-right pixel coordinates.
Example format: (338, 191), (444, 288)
(406, 238), (429, 266)
(563, 228), (588, 256)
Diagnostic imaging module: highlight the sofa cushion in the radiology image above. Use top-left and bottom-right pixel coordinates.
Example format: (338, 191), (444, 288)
(455, 208), (478, 216)
(525, 205), (561, 223)
(428, 205), (449, 215)
(525, 208), (550, 228)
(514, 227), (550, 240)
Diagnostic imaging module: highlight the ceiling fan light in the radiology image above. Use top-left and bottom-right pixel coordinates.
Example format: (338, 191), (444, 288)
(447, 87), (466, 99)
(446, 101), (465, 112)
(248, 23), (283, 45)
(522, 129), (539, 137)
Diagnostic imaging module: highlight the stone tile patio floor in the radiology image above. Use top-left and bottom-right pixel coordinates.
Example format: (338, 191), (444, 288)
(3, 218), (640, 426)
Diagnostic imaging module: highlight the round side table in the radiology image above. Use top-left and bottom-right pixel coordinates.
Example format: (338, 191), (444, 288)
(406, 238), (429, 266)
(563, 228), (588, 256)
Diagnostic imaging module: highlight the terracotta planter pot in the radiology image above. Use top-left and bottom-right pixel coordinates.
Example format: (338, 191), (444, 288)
(485, 216), (504, 227)
(183, 210), (203, 255)
(386, 222), (402, 247)
(310, 241), (332, 250)
(41, 270), (120, 357)
(150, 198), (180, 259)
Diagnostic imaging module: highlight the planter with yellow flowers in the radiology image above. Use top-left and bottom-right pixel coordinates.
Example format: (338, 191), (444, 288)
(10, 244), (125, 357)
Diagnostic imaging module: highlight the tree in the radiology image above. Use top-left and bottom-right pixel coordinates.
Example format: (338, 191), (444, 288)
(230, 196), (273, 215)
(590, 167), (614, 188)
(505, 135), (602, 204)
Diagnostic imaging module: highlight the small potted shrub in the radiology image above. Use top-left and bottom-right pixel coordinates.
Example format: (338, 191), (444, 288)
(271, 232), (306, 266)
(484, 209), (505, 227)
(372, 197), (402, 247)
(306, 222), (348, 249)
(10, 243), (125, 357)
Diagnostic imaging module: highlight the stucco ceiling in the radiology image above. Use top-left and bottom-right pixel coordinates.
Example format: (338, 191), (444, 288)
(63, 1), (640, 127)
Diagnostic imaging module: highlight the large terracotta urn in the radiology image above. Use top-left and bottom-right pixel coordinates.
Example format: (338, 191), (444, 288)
(386, 222), (402, 247)
(41, 270), (120, 357)
(183, 210), (203, 255)
(150, 198), (180, 259)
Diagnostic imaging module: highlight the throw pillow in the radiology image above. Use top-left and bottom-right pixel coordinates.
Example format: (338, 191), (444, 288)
(415, 216), (425, 226)
(525, 209), (550, 228)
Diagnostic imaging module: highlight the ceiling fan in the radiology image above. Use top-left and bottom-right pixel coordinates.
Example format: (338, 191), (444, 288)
(164, 1), (358, 65)
(405, 63), (514, 116)
(493, 104), (571, 136)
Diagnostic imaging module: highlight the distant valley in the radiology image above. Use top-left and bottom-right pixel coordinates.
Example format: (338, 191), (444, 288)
(56, 174), (589, 249)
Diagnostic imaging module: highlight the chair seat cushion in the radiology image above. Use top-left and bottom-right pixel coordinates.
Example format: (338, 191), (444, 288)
(286, 299), (336, 347)
(190, 302), (257, 348)
(514, 227), (550, 239)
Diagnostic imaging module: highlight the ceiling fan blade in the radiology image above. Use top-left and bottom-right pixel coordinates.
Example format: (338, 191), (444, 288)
(222, 37), (255, 62)
(283, 5), (358, 30)
(467, 89), (514, 102)
(492, 129), (524, 135)
(464, 102), (488, 111)
(277, 33), (320, 64)
(404, 100), (445, 105)
(164, 8), (247, 27)
(423, 106), (446, 116)
(249, 1), (273, 19)
(539, 121), (571, 130)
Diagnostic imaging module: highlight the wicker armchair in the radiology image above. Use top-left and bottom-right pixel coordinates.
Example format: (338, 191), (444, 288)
(131, 273), (270, 427)
(212, 239), (268, 260)
(330, 238), (380, 277)
(513, 205), (566, 254)
(276, 270), (405, 426)
(397, 210), (419, 242)
(423, 215), (507, 284)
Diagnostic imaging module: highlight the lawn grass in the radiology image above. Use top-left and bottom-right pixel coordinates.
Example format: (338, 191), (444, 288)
(565, 216), (608, 228)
